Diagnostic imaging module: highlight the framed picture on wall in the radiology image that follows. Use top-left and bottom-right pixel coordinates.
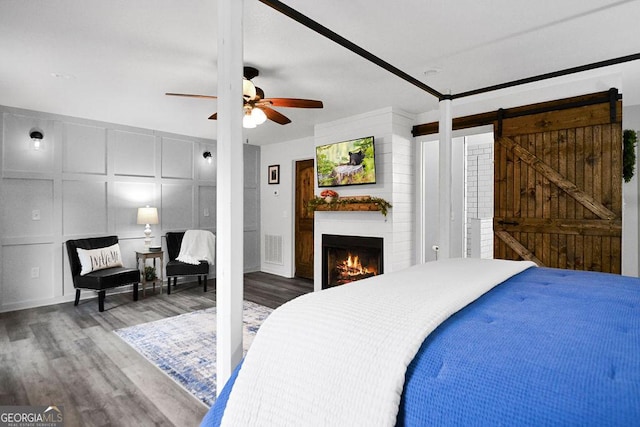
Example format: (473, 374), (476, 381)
(268, 164), (280, 184)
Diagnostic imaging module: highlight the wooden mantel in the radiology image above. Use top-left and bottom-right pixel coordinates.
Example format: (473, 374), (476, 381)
(309, 196), (392, 216)
(314, 202), (382, 212)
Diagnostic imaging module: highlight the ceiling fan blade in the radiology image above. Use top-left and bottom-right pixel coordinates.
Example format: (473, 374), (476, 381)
(263, 98), (323, 108)
(166, 92), (218, 100)
(255, 87), (265, 101)
(208, 112), (218, 120)
(262, 107), (291, 125)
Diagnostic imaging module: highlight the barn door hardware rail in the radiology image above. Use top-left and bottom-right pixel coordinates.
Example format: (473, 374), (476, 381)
(414, 89), (622, 137)
(494, 88), (620, 137)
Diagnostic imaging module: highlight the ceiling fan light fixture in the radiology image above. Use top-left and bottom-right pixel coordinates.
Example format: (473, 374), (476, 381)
(243, 108), (257, 128)
(251, 106), (267, 125)
(242, 78), (256, 101)
(166, 67), (321, 126)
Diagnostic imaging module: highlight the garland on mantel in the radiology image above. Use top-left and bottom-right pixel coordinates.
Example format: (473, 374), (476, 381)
(307, 196), (392, 217)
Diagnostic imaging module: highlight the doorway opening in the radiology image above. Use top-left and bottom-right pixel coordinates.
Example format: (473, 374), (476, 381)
(419, 130), (494, 262)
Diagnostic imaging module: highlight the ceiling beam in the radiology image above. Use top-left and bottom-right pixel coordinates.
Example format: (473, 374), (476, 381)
(260, 1), (640, 108)
(258, 0), (445, 100)
(452, 52), (640, 100)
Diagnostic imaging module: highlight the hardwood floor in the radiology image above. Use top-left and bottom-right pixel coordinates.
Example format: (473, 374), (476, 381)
(0, 273), (313, 426)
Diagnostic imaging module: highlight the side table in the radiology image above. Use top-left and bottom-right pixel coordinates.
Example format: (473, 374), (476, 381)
(136, 250), (164, 296)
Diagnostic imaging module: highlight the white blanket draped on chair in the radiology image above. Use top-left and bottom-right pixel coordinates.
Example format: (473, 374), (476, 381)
(176, 230), (216, 265)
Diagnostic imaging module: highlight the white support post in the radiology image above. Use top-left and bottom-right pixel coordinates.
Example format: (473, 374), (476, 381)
(216, 0), (245, 393)
(438, 97), (453, 259)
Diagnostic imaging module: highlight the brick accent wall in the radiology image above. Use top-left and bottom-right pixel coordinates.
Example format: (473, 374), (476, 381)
(466, 140), (494, 258)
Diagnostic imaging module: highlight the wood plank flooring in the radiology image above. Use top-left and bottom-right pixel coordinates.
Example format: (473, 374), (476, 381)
(0, 272), (313, 426)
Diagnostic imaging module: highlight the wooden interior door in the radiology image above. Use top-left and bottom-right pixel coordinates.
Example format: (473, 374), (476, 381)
(494, 93), (622, 273)
(295, 159), (315, 279)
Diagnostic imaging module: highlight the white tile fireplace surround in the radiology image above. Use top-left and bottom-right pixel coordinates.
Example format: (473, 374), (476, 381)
(322, 234), (384, 289)
(313, 210), (405, 292)
(311, 108), (416, 290)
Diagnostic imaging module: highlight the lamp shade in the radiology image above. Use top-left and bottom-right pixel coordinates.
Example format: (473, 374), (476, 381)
(137, 207), (158, 225)
(251, 106), (267, 125)
(243, 111), (256, 129)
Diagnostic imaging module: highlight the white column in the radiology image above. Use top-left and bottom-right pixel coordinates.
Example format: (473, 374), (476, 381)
(438, 98), (453, 259)
(216, 0), (244, 392)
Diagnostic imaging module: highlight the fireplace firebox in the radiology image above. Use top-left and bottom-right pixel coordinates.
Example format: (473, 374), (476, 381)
(322, 234), (383, 289)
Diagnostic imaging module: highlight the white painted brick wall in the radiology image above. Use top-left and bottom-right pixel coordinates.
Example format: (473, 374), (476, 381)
(466, 141), (494, 257)
(469, 218), (494, 258)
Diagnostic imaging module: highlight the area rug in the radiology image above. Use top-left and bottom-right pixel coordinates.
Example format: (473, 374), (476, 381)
(114, 301), (273, 407)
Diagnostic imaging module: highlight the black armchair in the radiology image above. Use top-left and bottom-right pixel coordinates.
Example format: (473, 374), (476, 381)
(66, 236), (140, 312)
(165, 231), (210, 294)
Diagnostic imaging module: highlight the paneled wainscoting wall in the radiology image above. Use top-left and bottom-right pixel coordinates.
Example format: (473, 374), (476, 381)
(0, 105), (260, 312)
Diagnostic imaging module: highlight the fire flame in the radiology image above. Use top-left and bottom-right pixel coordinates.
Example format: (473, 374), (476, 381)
(337, 253), (375, 277)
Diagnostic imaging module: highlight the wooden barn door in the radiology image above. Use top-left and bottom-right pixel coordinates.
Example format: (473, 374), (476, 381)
(494, 91), (622, 273)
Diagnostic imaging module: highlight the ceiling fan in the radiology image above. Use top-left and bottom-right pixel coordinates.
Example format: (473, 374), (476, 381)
(166, 66), (323, 128)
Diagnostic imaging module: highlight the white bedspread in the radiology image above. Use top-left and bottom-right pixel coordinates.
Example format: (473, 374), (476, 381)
(221, 258), (535, 426)
(176, 230), (216, 265)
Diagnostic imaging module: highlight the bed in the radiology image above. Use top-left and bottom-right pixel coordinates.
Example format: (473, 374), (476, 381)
(202, 258), (640, 426)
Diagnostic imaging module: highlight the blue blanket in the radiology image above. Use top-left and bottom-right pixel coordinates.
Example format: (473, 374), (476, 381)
(203, 267), (640, 426)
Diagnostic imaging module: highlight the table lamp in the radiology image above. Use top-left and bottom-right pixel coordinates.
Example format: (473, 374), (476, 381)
(137, 206), (159, 247)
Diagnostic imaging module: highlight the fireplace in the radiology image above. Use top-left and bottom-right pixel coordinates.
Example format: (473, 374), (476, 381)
(322, 234), (383, 289)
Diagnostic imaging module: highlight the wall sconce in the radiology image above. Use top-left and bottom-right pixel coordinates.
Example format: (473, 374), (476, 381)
(203, 151), (213, 164)
(137, 206), (159, 247)
(29, 129), (44, 150)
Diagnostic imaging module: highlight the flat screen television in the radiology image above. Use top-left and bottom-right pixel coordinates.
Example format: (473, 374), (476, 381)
(316, 136), (376, 187)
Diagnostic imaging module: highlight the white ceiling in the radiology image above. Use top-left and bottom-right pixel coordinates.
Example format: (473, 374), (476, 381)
(1, 0), (639, 145)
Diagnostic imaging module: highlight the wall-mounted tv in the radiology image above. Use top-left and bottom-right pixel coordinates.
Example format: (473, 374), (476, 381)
(316, 136), (376, 187)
